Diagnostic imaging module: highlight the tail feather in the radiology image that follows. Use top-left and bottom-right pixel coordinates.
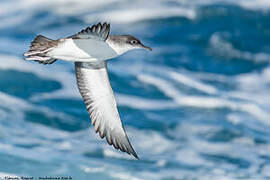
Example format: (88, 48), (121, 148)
(24, 35), (58, 65)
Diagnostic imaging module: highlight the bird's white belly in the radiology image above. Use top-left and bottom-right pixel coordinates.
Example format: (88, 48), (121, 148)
(47, 39), (118, 62)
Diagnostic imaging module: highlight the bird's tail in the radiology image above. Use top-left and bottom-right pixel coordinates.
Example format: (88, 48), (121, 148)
(23, 35), (57, 65)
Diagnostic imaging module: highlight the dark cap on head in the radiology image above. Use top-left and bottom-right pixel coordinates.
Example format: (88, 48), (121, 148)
(109, 35), (152, 51)
(124, 35), (152, 51)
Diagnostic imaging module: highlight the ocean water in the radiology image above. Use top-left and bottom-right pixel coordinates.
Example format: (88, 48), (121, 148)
(0, 0), (270, 179)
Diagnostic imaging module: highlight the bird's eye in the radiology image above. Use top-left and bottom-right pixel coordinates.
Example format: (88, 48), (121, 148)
(131, 40), (138, 44)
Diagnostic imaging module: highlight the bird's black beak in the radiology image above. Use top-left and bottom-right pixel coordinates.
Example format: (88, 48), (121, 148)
(140, 43), (152, 51)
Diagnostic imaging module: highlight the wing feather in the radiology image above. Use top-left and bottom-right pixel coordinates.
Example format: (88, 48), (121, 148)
(75, 61), (138, 159)
(70, 22), (110, 41)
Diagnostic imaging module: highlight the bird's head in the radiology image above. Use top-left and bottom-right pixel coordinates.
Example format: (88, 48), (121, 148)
(107, 35), (152, 55)
(123, 35), (152, 51)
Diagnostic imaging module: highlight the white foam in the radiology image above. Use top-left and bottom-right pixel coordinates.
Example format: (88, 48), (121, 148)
(137, 74), (270, 124)
(179, 0), (270, 11)
(262, 164), (270, 177)
(0, 102), (267, 180)
(0, 0), (196, 27)
(169, 71), (218, 94)
(0, 38), (25, 54)
(0, 55), (178, 112)
(110, 172), (142, 180)
(0, 0), (269, 35)
(226, 114), (241, 125)
(0, 91), (31, 111)
(226, 67), (270, 109)
(127, 64), (219, 95)
(84, 7), (196, 24)
(0, 172), (19, 180)
(209, 33), (270, 63)
(81, 165), (105, 173)
(0, 14), (30, 29)
(0, 55), (79, 100)
(103, 149), (133, 160)
(0, 91), (75, 127)
(138, 74), (182, 100)
(116, 93), (177, 110)
(237, 0), (270, 11)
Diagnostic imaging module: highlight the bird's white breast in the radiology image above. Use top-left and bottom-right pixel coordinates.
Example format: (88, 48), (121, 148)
(47, 39), (118, 62)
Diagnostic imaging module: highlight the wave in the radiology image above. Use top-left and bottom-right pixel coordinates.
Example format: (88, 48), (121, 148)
(116, 93), (177, 110)
(169, 71), (218, 95)
(84, 7), (196, 24)
(0, 0), (196, 26)
(2, 55), (270, 125)
(236, 0), (270, 11)
(0, 55), (78, 100)
(0, 0), (269, 30)
(179, 0), (270, 11)
(137, 73), (270, 124)
(0, 1), (270, 179)
(209, 33), (270, 63)
(0, 172), (18, 180)
(0, 55), (177, 112)
(0, 90), (269, 179)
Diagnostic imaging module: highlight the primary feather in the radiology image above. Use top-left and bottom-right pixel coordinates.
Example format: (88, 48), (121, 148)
(69, 22), (110, 41)
(75, 61), (138, 159)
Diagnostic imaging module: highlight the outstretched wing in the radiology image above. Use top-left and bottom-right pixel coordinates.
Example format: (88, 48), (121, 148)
(70, 22), (110, 41)
(75, 61), (138, 159)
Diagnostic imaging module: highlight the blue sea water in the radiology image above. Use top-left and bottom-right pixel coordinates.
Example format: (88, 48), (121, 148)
(0, 0), (270, 179)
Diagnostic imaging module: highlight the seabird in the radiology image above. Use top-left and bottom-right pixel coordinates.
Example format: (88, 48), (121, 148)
(24, 22), (152, 159)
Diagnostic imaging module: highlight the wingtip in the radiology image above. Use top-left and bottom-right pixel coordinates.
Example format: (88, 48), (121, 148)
(107, 133), (139, 159)
(125, 136), (139, 160)
(132, 151), (139, 160)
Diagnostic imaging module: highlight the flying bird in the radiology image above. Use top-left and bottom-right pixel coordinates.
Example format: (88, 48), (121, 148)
(24, 22), (152, 159)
